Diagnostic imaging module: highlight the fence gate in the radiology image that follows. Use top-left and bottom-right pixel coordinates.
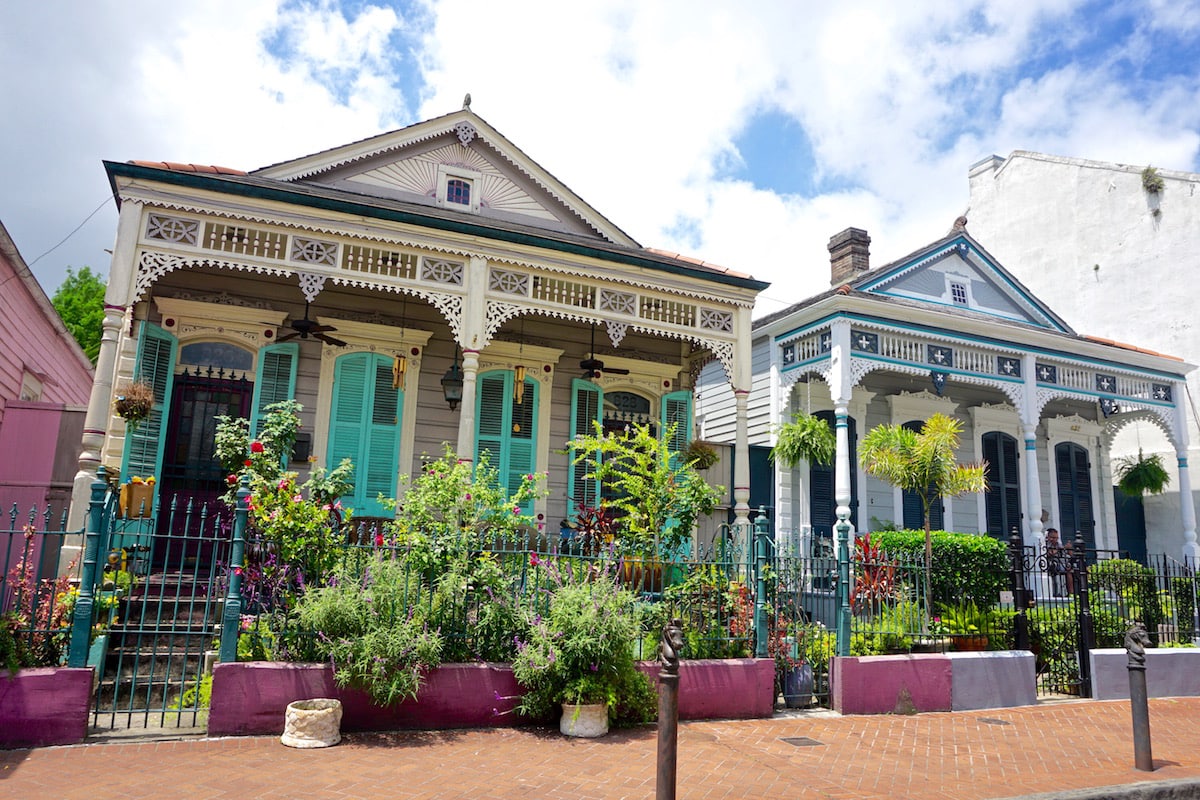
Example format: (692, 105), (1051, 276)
(84, 491), (231, 734)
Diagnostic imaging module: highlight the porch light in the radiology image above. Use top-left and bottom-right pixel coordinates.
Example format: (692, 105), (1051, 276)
(442, 347), (464, 410)
(514, 365), (526, 404)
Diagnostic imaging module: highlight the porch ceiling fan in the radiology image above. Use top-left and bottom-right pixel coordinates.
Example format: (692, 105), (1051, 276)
(580, 323), (630, 378)
(276, 302), (347, 346)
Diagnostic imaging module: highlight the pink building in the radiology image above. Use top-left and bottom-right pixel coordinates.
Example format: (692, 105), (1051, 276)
(0, 220), (94, 525)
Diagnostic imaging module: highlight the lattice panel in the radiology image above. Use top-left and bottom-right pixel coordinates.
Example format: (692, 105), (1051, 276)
(699, 308), (733, 333)
(420, 257), (464, 285)
(202, 222), (287, 260)
(290, 237), (338, 266)
(146, 214), (198, 245)
(341, 245), (418, 280)
(598, 289), (637, 316)
(640, 296), (697, 328)
(489, 268), (530, 296)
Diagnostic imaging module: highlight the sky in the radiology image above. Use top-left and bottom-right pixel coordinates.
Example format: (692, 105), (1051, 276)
(1, 0), (1198, 318)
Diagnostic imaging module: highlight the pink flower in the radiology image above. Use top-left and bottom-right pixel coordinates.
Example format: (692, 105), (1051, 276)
(226, 474), (237, 485)
(292, 494), (303, 503)
(243, 459), (253, 467)
(464, 493), (472, 501)
(530, 554), (541, 567)
(250, 441), (265, 454)
(278, 478), (289, 490)
(233, 566), (242, 576)
(513, 506), (520, 515)
(374, 533), (385, 547)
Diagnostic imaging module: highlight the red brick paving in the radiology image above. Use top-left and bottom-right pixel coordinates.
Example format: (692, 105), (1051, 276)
(2, 698), (1199, 799)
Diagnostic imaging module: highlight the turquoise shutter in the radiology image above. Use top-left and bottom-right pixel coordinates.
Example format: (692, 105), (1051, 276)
(475, 372), (538, 513)
(661, 390), (693, 464)
(568, 379), (602, 514)
(249, 343), (298, 437)
(121, 323), (177, 483)
(328, 353), (401, 518)
(362, 358), (401, 516)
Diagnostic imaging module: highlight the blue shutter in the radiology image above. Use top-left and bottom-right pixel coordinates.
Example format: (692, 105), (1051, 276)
(476, 372), (507, 475)
(983, 432), (1021, 539)
(250, 343), (298, 437)
(328, 353), (401, 518)
(121, 323), (177, 483)
(902, 420), (942, 530)
(1056, 442), (1095, 550)
(569, 379), (602, 514)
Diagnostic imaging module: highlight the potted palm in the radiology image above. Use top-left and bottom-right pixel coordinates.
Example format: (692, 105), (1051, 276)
(511, 576), (656, 737)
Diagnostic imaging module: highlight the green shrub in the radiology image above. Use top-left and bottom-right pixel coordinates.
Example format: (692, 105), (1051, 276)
(295, 553), (443, 706)
(1089, 559), (1163, 641)
(1171, 576), (1197, 642)
(870, 530), (1008, 609)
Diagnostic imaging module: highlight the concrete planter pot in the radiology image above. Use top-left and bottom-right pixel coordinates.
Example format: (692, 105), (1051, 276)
(559, 702), (608, 738)
(281, 698), (342, 748)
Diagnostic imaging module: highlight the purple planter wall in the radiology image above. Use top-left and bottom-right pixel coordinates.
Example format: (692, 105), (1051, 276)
(209, 658), (775, 737)
(0, 668), (92, 748)
(832, 651), (1037, 715)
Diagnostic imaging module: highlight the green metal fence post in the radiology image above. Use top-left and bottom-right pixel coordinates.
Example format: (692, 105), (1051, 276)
(835, 516), (852, 657)
(754, 509), (769, 659)
(67, 467), (109, 668)
(219, 477), (250, 664)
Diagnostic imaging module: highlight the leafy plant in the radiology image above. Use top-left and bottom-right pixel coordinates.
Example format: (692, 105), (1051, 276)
(294, 553), (443, 706)
(851, 533), (900, 616)
(512, 577), (655, 726)
(869, 529), (1008, 610)
(50, 266), (106, 362)
(1115, 450), (1170, 497)
(113, 380), (155, 427)
(859, 413), (988, 614)
(1089, 558), (1163, 641)
(567, 421), (720, 557)
(1142, 165), (1165, 194)
(770, 412), (835, 468)
(682, 440), (720, 470)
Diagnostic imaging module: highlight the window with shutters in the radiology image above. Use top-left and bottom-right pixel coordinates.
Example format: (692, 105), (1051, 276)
(249, 342), (298, 438)
(475, 371), (538, 512)
(982, 431), (1021, 539)
(121, 324), (178, 484)
(901, 420), (943, 531)
(809, 411), (857, 538)
(1055, 442), (1095, 551)
(569, 379), (602, 513)
(327, 352), (402, 518)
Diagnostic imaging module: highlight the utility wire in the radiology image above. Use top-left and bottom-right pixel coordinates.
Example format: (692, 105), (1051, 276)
(26, 194), (114, 269)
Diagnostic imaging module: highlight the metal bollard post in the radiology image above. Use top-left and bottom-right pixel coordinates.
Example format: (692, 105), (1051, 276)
(656, 619), (683, 800)
(1125, 622), (1154, 772)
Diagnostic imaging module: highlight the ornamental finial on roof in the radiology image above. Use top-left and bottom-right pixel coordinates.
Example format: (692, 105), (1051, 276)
(463, 93), (472, 110)
(953, 215), (968, 231)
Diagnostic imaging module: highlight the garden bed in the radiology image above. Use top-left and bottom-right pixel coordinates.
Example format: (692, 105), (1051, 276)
(208, 658), (774, 736)
(0, 667), (92, 748)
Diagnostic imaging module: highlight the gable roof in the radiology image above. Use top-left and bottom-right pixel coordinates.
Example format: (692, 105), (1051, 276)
(251, 108), (639, 247)
(852, 229), (1073, 333)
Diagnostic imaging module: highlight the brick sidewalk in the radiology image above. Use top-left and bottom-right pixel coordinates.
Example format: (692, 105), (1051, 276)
(2, 698), (1199, 799)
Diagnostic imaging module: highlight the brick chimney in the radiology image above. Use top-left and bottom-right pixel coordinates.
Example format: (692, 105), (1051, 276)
(828, 228), (870, 287)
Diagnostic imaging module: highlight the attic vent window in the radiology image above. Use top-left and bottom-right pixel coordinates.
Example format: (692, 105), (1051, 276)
(446, 178), (472, 206)
(950, 281), (968, 305)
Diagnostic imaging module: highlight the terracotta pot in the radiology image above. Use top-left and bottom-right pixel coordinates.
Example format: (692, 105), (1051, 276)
(954, 635), (989, 652)
(559, 702), (608, 738)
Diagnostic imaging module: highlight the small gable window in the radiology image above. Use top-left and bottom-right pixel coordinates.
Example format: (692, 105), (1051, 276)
(446, 178), (472, 206)
(950, 281), (968, 306)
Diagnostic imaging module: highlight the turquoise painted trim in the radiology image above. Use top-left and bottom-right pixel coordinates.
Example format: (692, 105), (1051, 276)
(249, 342), (299, 438)
(1025, 439), (1037, 450)
(105, 161), (770, 292)
(869, 290), (1041, 327)
(328, 352), (401, 518)
(120, 323), (178, 485)
(848, 352), (1024, 384)
(1179, 457), (1188, 469)
(854, 236), (1067, 333)
(774, 311), (1187, 383)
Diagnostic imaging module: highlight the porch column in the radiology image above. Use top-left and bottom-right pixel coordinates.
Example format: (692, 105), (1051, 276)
(828, 319), (854, 535)
(1020, 354), (1044, 546)
(731, 305), (753, 540)
(67, 199), (141, 537)
(454, 256), (488, 462)
(1174, 380), (1198, 560)
(455, 349), (480, 462)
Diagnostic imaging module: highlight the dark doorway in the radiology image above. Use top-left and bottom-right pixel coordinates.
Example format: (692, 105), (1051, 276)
(1113, 488), (1147, 564)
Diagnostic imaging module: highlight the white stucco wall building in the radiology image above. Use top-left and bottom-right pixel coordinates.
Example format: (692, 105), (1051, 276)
(967, 152), (1200, 557)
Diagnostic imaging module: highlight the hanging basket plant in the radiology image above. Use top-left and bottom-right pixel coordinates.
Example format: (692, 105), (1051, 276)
(113, 380), (155, 427)
(1115, 449), (1171, 497)
(682, 440), (720, 470)
(770, 411), (835, 468)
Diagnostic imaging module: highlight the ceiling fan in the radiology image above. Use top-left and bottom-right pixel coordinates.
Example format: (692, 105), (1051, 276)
(580, 323), (629, 378)
(276, 302), (346, 346)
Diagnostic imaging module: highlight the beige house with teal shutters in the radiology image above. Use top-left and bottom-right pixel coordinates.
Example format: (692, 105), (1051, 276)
(67, 106), (766, 552)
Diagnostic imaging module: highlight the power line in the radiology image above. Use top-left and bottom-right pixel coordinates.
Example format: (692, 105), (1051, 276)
(26, 194), (114, 269)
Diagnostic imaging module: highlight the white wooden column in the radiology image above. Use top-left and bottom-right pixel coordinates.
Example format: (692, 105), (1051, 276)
(732, 308), (754, 536)
(1020, 354), (1044, 547)
(454, 256), (488, 462)
(828, 319), (854, 537)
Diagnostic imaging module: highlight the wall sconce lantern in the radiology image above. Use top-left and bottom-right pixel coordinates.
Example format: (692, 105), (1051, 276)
(392, 355), (407, 388)
(514, 365), (526, 404)
(442, 346), (464, 410)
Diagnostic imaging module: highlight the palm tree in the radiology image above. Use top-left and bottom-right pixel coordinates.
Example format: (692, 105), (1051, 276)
(858, 413), (987, 613)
